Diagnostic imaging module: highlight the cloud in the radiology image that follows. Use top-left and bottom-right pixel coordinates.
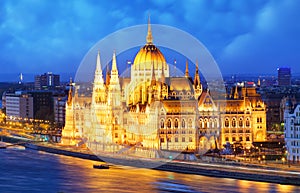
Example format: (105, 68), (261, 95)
(219, 0), (300, 74)
(0, 0), (299, 79)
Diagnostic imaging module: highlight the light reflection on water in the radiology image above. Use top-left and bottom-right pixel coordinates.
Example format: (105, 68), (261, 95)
(0, 148), (299, 193)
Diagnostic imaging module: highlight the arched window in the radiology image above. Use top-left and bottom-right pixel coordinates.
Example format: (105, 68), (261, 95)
(225, 118), (229, 127)
(246, 118), (250, 127)
(209, 118), (213, 128)
(175, 119), (179, 128)
(115, 117), (118, 124)
(160, 119), (165, 129)
(204, 119), (208, 128)
(199, 119), (203, 128)
(188, 119), (192, 128)
(182, 119), (186, 128)
(232, 118), (236, 127)
(214, 118), (218, 128)
(167, 119), (172, 128)
(239, 118), (243, 127)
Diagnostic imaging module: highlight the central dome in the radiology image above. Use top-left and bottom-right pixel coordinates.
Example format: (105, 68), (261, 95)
(133, 44), (166, 70)
(132, 18), (166, 71)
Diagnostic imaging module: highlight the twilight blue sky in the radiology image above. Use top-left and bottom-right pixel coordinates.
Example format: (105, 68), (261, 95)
(0, 0), (300, 81)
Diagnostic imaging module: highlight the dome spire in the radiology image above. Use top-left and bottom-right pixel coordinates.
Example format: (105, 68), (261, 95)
(146, 15), (153, 44)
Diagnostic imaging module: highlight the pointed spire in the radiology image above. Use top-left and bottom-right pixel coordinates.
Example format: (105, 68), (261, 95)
(194, 60), (200, 85)
(146, 15), (153, 44)
(109, 50), (120, 88)
(185, 59), (189, 77)
(96, 50), (102, 73)
(234, 85), (239, 99)
(94, 51), (104, 84)
(67, 77), (73, 105)
(111, 50), (118, 75)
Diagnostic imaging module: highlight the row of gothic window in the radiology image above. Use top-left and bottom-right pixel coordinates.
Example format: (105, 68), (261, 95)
(160, 136), (193, 143)
(225, 136), (250, 142)
(224, 117), (251, 128)
(199, 118), (218, 128)
(160, 130), (194, 134)
(160, 118), (193, 129)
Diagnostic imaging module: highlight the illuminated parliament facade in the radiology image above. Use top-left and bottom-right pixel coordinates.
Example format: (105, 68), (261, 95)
(62, 21), (267, 154)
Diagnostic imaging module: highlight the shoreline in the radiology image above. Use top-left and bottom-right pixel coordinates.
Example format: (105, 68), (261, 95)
(25, 143), (300, 186)
(1, 136), (300, 186)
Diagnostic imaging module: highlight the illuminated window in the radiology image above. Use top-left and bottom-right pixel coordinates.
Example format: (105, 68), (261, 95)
(167, 119), (171, 128)
(257, 117), (262, 123)
(188, 119), (192, 128)
(160, 119), (165, 129)
(199, 119), (203, 128)
(209, 118), (213, 128)
(214, 118), (218, 128)
(182, 137), (185, 142)
(204, 119), (208, 128)
(239, 118), (243, 127)
(232, 118), (236, 127)
(182, 119), (186, 128)
(246, 118), (250, 127)
(225, 118), (229, 127)
(175, 119), (179, 128)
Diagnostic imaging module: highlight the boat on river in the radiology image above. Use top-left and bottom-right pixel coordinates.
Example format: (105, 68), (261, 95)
(93, 164), (109, 169)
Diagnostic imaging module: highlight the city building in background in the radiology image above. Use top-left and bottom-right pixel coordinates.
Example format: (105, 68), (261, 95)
(34, 72), (60, 90)
(53, 95), (67, 127)
(284, 103), (300, 162)
(3, 90), (67, 125)
(278, 67), (291, 86)
(5, 91), (34, 121)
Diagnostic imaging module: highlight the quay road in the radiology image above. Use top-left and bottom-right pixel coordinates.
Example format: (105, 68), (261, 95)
(0, 126), (34, 140)
(156, 160), (300, 185)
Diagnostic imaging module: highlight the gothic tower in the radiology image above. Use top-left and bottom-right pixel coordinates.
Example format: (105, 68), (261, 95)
(194, 60), (202, 99)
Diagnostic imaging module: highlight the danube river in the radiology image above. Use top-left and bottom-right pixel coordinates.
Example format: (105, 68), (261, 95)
(1, 148), (299, 193)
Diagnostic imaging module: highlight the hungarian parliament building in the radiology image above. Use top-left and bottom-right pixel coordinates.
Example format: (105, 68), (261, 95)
(61, 22), (267, 156)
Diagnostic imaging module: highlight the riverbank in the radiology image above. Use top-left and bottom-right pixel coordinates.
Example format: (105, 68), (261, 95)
(1, 135), (300, 186)
(25, 143), (300, 186)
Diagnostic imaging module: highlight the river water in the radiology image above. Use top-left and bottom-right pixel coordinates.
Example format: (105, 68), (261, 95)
(0, 148), (299, 193)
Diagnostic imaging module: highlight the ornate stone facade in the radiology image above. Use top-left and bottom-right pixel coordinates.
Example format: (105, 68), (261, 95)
(62, 21), (267, 154)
